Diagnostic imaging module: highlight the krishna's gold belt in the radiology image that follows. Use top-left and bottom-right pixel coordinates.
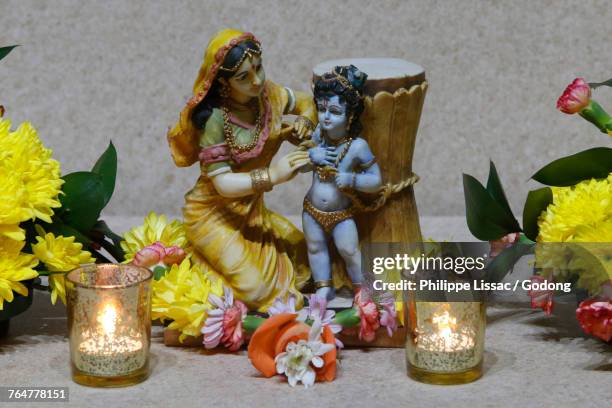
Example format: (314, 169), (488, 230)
(303, 198), (354, 232)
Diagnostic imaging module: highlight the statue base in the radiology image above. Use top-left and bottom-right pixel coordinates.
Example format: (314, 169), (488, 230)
(162, 324), (407, 348)
(162, 295), (407, 348)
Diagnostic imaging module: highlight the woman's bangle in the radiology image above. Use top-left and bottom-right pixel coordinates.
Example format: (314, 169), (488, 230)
(351, 172), (357, 189)
(250, 167), (273, 193)
(295, 116), (315, 132)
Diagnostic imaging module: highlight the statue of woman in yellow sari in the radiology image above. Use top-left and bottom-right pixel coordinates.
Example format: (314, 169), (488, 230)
(167, 29), (316, 312)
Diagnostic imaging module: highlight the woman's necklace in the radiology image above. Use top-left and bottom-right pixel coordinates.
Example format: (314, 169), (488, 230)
(222, 99), (263, 154)
(315, 136), (353, 182)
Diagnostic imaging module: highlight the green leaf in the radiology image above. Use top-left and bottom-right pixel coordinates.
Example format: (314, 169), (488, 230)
(153, 266), (167, 280)
(0, 45), (18, 62)
(463, 174), (522, 241)
(532, 147), (612, 186)
(486, 241), (535, 283)
(588, 79), (612, 89)
(522, 187), (553, 241)
(486, 161), (514, 217)
(91, 141), (117, 208)
(43, 220), (93, 247)
(243, 315), (266, 333)
(334, 308), (360, 328)
(58, 171), (106, 233)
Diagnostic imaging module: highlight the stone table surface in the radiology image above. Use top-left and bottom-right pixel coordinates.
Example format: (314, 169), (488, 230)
(0, 216), (610, 408)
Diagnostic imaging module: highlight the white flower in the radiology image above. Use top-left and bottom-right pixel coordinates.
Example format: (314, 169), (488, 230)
(267, 294), (297, 316)
(306, 294), (344, 348)
(274, 319), (335, 388)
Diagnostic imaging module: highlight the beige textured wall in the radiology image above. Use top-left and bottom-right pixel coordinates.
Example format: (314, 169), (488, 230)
(2, 0), (611, 218)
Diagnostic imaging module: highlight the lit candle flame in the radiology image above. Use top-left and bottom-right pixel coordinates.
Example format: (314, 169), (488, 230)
(98, 302), (118, 336)
(432, 311), (457, 348)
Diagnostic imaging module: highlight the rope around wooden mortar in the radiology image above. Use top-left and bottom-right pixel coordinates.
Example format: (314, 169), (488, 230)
(344, 173), (419, 213)
(297, 140), (419, 213)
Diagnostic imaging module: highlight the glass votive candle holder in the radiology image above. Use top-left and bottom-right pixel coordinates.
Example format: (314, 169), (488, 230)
(66, 264), (152, 387)
(406, 300), (486, 384)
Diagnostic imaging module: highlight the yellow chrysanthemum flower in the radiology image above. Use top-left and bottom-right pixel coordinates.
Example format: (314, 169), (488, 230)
(121, 212), (190, 263)
(0, 117), (63, 240)
(538, 175), (612, 243)
(0, 237), (39, 310)
(536, 175), (612, 294)
(152, 258), (222, 342)
(32, 230), (95, 305)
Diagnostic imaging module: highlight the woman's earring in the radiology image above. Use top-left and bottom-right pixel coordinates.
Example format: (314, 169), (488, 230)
(219, 83), (230, 98)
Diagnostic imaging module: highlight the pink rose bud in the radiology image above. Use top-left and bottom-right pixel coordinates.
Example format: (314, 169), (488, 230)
(133, 244), (164, 267)
(163, 245), (187, 266)
(557, 78), (591, 114)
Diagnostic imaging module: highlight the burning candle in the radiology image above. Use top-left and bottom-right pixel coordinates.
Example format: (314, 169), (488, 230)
(75, 301), (146, 377)
(422, 310), (475, 352)
(66, 264), (152, 387)
(406, 302), (485, 384)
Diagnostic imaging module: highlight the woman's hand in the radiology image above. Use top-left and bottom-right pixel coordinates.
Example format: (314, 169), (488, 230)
(308, 146), (337, 166)
(269, 150), (310, 184)
(292, 116), (314, 140)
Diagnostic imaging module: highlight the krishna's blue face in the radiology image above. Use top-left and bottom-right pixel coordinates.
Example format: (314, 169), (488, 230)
(316, 95), (347, 140)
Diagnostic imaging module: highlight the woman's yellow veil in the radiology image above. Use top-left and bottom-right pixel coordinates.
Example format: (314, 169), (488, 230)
(167, 29), (259, 167)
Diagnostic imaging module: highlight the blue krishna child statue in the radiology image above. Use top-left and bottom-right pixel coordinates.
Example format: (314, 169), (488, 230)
(302, 65), (383, 301)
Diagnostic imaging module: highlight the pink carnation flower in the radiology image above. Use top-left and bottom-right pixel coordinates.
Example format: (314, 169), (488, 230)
(163, 245), (187, 265)
(354, 288), (380, 342)
(576, 299), (612, 343)
(133, 241), (186, 268)
(527, 275), (554, 315)
(557, 78), (591, 114)
(133, 242), (165, 267)
(202, 286), (248, 351)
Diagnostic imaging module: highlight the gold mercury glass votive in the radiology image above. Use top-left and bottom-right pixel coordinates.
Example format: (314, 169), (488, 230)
(406, 300), (486, 384)
(66, 264), (152, 387)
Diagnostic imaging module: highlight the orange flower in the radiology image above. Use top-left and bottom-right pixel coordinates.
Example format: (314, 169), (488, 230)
(247, 313), (336, 384)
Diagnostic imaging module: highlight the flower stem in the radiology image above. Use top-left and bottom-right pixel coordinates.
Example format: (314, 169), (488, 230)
(334, 308), (360, 328)
(243, 315), (266, 334)
(580, 100), (612, 134)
